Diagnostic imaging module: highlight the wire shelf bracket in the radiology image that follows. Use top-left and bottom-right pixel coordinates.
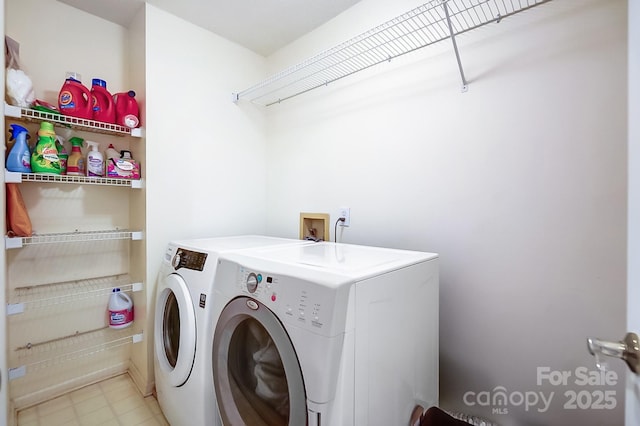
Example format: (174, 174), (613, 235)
(443, 0), (469, 92)
(233, 0), (552, 106)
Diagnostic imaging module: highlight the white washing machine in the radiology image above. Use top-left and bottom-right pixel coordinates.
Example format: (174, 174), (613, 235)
(211, 242), (439, 426)
(153, 235), (312, 426)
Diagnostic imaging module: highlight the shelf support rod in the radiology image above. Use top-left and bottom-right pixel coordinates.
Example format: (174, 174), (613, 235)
(442, 1), (469, 93)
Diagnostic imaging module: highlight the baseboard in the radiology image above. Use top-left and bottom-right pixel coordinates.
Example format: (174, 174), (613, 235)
(128, 360), (154, 397)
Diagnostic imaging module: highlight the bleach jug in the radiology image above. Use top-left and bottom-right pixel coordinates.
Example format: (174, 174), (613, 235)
(6, 124), (31, 173)
(113, 90), (140, 128)
(91, 79), (115, 124)
(58, 76), (93, 120)
(108, 288), (134, 329)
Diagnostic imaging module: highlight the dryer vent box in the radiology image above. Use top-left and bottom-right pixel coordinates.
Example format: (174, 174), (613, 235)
(299, 213), (329, 241)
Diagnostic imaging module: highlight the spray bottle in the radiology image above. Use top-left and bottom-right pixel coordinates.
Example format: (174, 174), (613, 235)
(6, 124), (31, 173)
(30, 122), (61, 174)
(55, 136), (68, 175)
(67, 137), (85, 176)
(85, 141), (104, 177)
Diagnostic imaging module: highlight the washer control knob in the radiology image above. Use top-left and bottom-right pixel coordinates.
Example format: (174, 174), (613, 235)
(246, 272), (259, 293)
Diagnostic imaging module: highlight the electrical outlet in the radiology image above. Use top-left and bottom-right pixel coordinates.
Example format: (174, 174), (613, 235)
(339, 207), (351, 227)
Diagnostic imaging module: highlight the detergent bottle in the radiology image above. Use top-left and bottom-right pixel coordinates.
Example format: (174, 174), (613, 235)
(105, 143), (119, 161)
(55, 136), (68, 175)
(91, 79), (116, 123)
(58, 74), (93, 120)
(108, 288), (134, 329)
(113, 90), (140, 128)
(85, 141), (104, 177)
(30, 122), (61, 174)
(67, 137), (85, 176)
(6, 124), (31, 173)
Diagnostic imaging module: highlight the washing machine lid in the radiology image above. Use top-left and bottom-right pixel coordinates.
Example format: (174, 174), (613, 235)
(170, 235), (311, 254)
(238, 242), (437, 279)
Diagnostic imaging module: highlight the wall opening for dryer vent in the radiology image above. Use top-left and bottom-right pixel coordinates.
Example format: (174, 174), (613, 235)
(299, 213), (329, 241)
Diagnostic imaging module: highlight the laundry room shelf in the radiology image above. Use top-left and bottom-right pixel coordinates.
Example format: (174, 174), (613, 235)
(4, 103), (144, 137)
(5, 229), (144, 249)
(8, 327), (143, 381)
(233, 0), (552, 106)
(7, 275), (142, 316)
(4, 169), (143, 188)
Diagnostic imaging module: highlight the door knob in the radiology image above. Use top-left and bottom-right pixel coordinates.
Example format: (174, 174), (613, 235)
(587, 332), (640, 374)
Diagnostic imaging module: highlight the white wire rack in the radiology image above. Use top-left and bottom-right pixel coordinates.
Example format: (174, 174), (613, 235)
(9, 327), (143, 380)
(7, 275), (142, 315)
(5, 229), (144, 249)
(233, 0), (552, 106)
(4, 169), (143, 188)
(4, 103), (143, 137)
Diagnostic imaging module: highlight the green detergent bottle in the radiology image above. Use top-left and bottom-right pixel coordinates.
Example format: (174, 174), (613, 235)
(30, 122), (61, 174)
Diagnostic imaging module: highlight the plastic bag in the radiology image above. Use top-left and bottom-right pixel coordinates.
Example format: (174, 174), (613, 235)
(5, 36), (35, 107)
(6, 183), (32, 237)
(5, 35), (20, 69)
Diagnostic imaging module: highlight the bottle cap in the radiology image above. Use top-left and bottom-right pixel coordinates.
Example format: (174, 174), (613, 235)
(92, 79), (106, 88)
(65, 71), (81, 81)
(40, 122), (54, 132)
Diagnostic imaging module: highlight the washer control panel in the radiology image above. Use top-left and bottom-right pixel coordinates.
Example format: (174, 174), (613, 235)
(237, 266), (337, 334)
(172, 248), (208, 271)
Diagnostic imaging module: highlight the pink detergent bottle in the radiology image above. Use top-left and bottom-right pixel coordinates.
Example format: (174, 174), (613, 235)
(58, 75), (93, 120)
(91, 79), (116, 124)
(113, 90), (140, 128)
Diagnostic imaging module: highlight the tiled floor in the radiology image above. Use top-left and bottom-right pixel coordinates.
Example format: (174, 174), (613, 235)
(16, 374), (169, 426)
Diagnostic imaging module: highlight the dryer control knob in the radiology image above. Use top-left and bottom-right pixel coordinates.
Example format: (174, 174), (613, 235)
(172, 252), (182, 269)
(246, 272), (259, 293)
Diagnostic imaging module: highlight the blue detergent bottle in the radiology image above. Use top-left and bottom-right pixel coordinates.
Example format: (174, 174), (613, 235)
(6, 124), (31, 173)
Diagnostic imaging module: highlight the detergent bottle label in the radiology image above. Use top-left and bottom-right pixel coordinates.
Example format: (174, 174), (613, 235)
(59, 90), (75, 110)
(109, 308), (134, 326)
(21, 151), (30, 168)
(42, 147), (59, 162)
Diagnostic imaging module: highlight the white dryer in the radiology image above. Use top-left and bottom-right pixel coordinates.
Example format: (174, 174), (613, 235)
(211, 242), (439, 426)
(153, 235), (311, 426)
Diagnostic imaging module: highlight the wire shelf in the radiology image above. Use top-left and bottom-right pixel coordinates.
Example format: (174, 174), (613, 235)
(4, 103), (144, 137)
(7, 275), (142, 315)
(234, 0), (552, 106)
(4, 169), (143, 188)
(5, 229), (143, 249)
(9, 327), (143, 379)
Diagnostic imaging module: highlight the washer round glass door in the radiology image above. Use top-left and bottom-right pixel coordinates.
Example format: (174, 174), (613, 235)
(154, 273), (197, 387)
(213, 297), (307, 426)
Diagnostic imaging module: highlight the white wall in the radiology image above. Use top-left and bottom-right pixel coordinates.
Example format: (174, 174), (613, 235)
(143, 3), (270, 384)
(264, 0), (627, 424)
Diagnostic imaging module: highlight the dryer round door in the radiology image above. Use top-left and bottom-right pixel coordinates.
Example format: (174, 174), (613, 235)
(213, 296), (307, 426)
(154, 273), (197, 387)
